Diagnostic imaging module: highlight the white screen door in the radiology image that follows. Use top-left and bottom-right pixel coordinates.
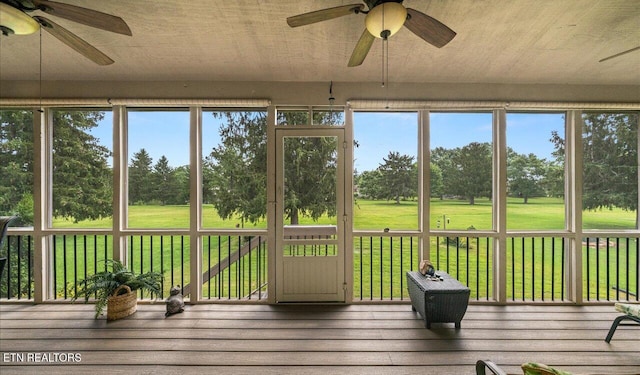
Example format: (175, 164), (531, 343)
(275, 128), (345, 302)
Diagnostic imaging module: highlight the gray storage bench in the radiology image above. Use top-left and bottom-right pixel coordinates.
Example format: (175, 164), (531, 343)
(406, 270), (470, 329)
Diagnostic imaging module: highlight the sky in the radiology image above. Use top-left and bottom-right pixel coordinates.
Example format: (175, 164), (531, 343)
(354, 111), (563, 171)
(90, 110), (565, 172)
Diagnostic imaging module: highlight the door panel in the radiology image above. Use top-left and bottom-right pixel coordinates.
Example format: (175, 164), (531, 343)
(275, 129), (345, 302)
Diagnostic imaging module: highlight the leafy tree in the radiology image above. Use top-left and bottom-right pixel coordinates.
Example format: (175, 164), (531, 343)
(551, 113), (638, 211)
(128, 148), (153, 205)
(377, 151), (416, 204)
(429, 163), (444, 198)
(201, 158), (217, 205)
(0, 110), (33, 225)
(547, 131), (567, 199)
(52, 111), (112, 222)
(542, 160), (564, 198)
(583, 113), (638, 211)
(507, 153), (547, 203)
(449, 142), (492, 205)
(357, 169), (384, 199)
(431, 147), (456, 199)
(153, 156), (180, 205)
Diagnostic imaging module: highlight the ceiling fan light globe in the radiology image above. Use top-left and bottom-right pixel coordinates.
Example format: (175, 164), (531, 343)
(365, 2), (406, 39)
(0, 3), (40, 35)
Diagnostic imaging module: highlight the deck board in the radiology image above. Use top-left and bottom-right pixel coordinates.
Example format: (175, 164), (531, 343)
(0, 303), (638, 374)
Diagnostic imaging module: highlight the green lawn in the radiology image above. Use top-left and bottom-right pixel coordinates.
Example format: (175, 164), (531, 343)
(52, 197), (637, 231)
(354, 196), (637, 230)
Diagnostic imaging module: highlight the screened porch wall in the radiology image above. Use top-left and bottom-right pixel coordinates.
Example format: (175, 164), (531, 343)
(0, 103), (639, 304)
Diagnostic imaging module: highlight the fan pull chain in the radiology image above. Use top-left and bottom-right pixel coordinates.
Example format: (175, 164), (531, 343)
(381, 37), (390, 87)
(384, 37), (389, 108)
(38, 29), (43, 113)
(379, 4), (390, 107)
(381, 37), (385, 87)
(380, 37), (389, 107)
(381, 6), (385, 87)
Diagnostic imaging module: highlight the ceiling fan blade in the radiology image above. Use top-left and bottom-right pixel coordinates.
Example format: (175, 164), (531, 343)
(32, 0), (132, 36)
(34, 16), (114, 65)
(599, 46), (640, 62)
(348, 29), (375, 67)
(287, 4), (364, 27)
(404, 8), (456, 48)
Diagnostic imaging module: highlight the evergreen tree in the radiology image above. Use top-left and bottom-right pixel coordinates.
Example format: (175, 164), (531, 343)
(2, 109), (113, 224)
(550, 113), (638, 211)
(207, 112), (268, 225)
(284, 135), (337, 224)
(0, 110), (34, 225)
(174, 165), (190, 205)
(129, 148), (153, 205)
(377, 151), (416, 204)
(582, 113), (638, 211)
(153, 155), (180, 205)
(206, 110), (338, 225)
(51, 111), (112, 222)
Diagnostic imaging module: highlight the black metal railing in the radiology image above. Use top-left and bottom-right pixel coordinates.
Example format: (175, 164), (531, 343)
(201, 234), (268, 300)
(127, 234), (189, 299)
(0, 234), (33, 300)
(52, 234), (112, 300)
(506, 236), (566, 302)
(432, 235), (494, 301)
(583, 236), (639, 302)
(3, 231), (638, 304)
(353, 234), (420, 301)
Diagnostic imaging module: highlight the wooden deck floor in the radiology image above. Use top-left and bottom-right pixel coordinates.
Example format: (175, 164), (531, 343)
(0, 303), (638, 375)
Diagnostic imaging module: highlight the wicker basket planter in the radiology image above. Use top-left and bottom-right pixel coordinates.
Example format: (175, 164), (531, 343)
(107, 285), (137, 321)
(73, 260), (162, 320)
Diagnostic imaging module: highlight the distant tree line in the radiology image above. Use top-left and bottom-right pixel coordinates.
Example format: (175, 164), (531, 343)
(357, 143), (546, 205)
(356, 112), (638, 209)
(128, 149), (189, 206)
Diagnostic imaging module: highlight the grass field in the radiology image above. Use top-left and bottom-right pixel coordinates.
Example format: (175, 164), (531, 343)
(354, 196), (637, 230)
(52, 196), (638, 231)
(4, 198), (636, 301)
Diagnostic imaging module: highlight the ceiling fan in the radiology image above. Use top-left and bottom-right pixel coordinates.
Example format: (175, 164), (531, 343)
(599, 46), (640, 63)
(0, 0), (131, 65)
(287, 0), (456, 67)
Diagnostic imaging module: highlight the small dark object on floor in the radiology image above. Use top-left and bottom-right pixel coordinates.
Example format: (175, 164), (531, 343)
(165, 285), (185, 317)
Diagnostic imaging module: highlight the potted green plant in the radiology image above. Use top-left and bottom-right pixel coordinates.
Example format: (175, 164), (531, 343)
(74, 259), (163, 320)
